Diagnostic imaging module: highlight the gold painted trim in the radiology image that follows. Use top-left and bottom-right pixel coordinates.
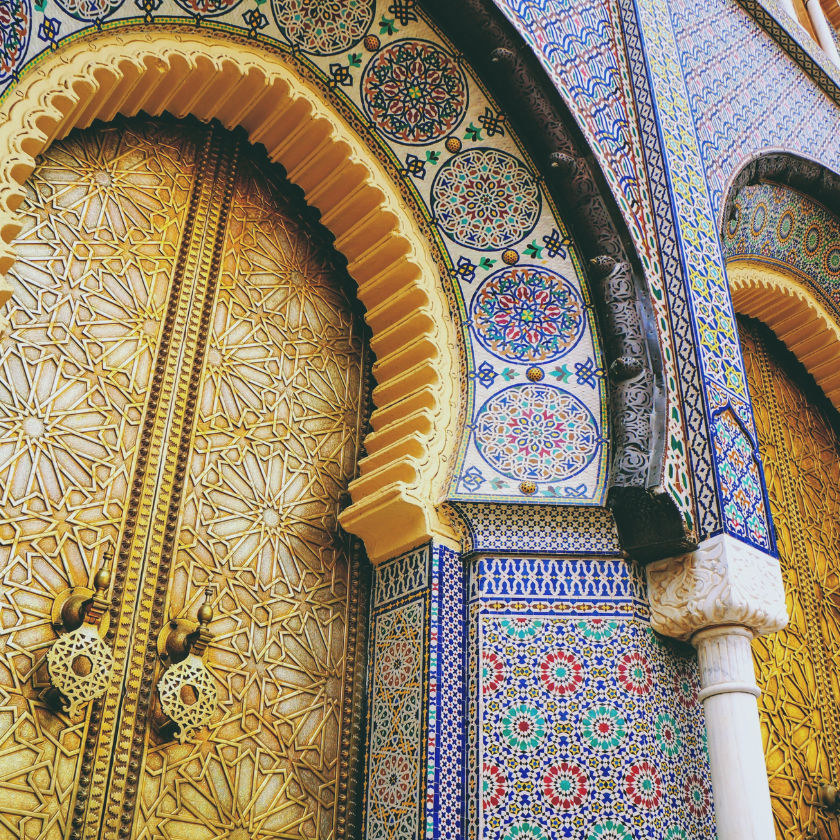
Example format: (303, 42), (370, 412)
(0, 28), (460, 563)
(728, 259), (840, 411)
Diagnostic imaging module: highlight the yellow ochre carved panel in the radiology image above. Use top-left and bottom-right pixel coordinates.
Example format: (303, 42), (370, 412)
(0, 115), (369, 840)
(0, 118), (196, 840)
(137, 129), (369, 840)
(0, 32), (464, 561)
(741, 318), (840, 840)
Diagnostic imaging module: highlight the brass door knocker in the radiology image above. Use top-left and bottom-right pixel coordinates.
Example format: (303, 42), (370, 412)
(804, 781), (840, 838)
(45, 553), (115, 715)
(152, 588), (218, 742)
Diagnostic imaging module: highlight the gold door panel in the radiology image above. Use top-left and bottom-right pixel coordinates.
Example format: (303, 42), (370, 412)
(0, 115), (369, 840)
(137, 130), (368, 840)
(742, 318), (840, 840)
(0, 119), (198, 840)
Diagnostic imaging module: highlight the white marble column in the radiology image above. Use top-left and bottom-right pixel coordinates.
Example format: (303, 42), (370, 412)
(805, 0), (840, 66)
(646, 534), (788, 840)
(778, 0), (802, 24)
(694, 626), (776, 840)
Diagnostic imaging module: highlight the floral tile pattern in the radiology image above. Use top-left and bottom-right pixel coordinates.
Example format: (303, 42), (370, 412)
(723, 181), (840, 319)
(467, 556), (714, 840)
(479, 615), (714, 839)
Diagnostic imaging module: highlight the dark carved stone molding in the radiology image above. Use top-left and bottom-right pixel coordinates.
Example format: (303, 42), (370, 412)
(421, 0), (691, 561)
(721, 150), (840, 231)
(588, 256), (689, 562)
(589, 256), (654, 489)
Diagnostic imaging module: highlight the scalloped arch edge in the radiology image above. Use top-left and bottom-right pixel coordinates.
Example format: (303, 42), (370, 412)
(728, 260), (840, 412)
(0, 29), (461, 563)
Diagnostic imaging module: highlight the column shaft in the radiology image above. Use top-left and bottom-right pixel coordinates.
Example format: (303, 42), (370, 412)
(805, 0), (840, 64)
(694, 626), (775, 840)
(778, 0), (800, 23)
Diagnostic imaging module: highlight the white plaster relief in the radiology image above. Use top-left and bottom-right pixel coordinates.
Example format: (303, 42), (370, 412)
(646, 533), (788, 640)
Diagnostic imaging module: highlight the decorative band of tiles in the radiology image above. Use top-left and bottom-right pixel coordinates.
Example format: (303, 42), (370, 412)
(468, 556), (647, 606)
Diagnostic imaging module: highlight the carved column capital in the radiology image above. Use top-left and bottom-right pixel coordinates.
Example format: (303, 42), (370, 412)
(646, 534), (788, 641)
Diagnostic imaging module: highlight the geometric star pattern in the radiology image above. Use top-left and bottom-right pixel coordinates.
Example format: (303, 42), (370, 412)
(366, 600), (425, 840)
(138, 141), (368, 839)
(0, 0), (614, 512)
(0, 115), (369, 840)
(478, 613), (715, 840)
(741, 319), (840, 840)
(0, 118), (197, 840)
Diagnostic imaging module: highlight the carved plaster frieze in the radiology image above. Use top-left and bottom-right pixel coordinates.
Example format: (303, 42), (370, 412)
(646, 533), (788, 641)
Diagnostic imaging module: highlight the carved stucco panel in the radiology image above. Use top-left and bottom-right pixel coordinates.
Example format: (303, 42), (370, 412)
(646, 533), (788, 641)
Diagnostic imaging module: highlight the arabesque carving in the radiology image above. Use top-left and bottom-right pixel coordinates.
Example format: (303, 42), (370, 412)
(646, 533), (788, 641)
(589, 257), (654, 488)
(589, 256), (687, 561)
(0, 28), (460, 563)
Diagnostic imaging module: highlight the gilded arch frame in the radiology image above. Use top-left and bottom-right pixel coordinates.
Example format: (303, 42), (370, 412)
(0, 0), (689, 563)
(728, 261), (840, 410)
(0, 28), (462, 563)
(722, 151), (840, 413)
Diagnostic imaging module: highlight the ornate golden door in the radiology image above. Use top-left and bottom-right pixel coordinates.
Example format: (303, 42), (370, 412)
(0, 115), (369, 840)
(742, 317), (840, 840)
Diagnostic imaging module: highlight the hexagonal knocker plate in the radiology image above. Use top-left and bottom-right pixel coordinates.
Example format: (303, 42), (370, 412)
(46, 623), (114, 716)
(156, 653), (218, 743)
(45, 557), (115, 716)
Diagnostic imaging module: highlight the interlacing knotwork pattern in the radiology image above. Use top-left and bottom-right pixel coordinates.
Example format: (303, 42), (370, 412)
(137, 146), (369, 838)
(741, 319), (840, 840)
(155, 654), (218, 743)
(0, 119), (195, 840)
